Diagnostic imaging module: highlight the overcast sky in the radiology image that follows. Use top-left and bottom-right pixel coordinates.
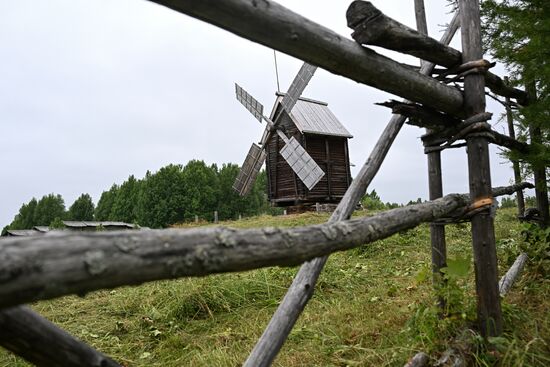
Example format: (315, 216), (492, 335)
(0, 0), (522, 228)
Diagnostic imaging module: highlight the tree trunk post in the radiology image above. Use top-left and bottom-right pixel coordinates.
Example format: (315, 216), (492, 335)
(504, 79), (525, 217)
(414, 0), (447, 303)
(526, 82), (550, 227)
(214, 211), (219, 224)
(460, 0), (502, 337)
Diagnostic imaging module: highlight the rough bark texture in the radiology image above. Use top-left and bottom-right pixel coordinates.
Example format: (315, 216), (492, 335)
(0, 306), (120, 367)
(414, 0), (447, 308)
(499, 253), (528, 296)
(244, 14), (462, 366)
(460, 0), (503, 337)
(148, 0), (463, 115)
(526, 83), (550, 227)
(505, 84), (525, 216)
(346, 1), (528, 105)
(0, 195), (472, 309)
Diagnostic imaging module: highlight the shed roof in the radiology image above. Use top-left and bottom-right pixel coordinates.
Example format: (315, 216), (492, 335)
(62, 221), (137, 229)
(33, 226), (50, 233)
(6, 229), (43, 237)
(271, 93), (353, 138)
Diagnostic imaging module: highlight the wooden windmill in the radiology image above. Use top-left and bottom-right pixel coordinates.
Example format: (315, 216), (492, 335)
(233, 63), (352, 207)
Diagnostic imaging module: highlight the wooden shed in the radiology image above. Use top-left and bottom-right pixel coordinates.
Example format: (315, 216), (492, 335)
(265, 93), (353, 207)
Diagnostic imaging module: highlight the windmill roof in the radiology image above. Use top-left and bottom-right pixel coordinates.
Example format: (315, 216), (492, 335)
(272, 93), (353, 138)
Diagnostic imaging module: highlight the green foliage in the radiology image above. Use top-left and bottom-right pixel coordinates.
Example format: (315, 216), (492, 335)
(33, 194), (66, 226)
(49, 217), (65, 229)
(110, 176), (141, 223)
(500, 195), (517, 208)
(180, 160), (219, 221)
(68, 193), (95, 221)
(137, 165), (188, 228)
(7, 197), (38, 230)
(95, 185), (119, 221)
(520, 223), (550, 276)
(482, 0), (550, 170)
(361, 189), (386, 210)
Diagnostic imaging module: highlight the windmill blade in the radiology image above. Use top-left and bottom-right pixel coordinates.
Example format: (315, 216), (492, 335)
(233, 143), (267, 196)
(279, 137), (324, 190)
(235, 83), (264, 122)
(280, 63), (317, 114)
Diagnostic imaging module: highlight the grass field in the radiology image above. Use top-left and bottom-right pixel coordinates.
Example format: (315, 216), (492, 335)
(1, 208), (548, 366)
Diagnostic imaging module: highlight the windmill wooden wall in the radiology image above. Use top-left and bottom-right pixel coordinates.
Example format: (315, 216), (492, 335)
(265, 97), (352, 206)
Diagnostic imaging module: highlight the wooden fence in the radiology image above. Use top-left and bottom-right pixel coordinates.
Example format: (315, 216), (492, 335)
(0, 0), (545, 366)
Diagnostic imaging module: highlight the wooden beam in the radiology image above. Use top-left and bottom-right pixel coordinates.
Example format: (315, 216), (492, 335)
(148, 0), (463, 115)
(0, 193), (486, 309)
(244, 13), (463, 366)
(0, 306), (120, 367)
(460, 0), (502, 337)
(346, 1), (528, 105)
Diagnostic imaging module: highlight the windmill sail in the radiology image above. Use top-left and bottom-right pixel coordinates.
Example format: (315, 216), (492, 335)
(233, 143), (267, 196)
(280, 63), (317, 114)
(279, 137), (324, 190)
(235, 83), (264, 123)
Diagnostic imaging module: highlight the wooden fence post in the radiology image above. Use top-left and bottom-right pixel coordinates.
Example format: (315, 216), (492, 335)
(195, 215), (199, 223)
(214, 211), (219, 224)
(460, 0), (502, 336)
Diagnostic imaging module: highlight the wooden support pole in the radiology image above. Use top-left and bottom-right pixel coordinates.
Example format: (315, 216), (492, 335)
(346, 1), (528, 105)
(460, 0), (502, 337)
(505, 78), (525, 217)
(244, 14), (462, 366)
(415, 0), (447, 304)
(148, 0), (463, 115)
(0, 306), (120, 367)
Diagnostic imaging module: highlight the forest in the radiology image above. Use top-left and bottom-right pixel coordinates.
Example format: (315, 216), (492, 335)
(1, 160), (271, 235)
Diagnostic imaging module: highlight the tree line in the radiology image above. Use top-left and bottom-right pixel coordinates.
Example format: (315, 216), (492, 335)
(2, 160), (271, 234)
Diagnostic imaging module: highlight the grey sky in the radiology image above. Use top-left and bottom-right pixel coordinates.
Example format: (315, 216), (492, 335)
(0, 0), (521, 228)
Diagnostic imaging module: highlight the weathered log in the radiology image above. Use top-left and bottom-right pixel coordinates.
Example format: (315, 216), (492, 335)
(0, 194), (471, 309)
(377, 100), (460, 129)
(148, 0), (463, 115)
(346, 1), (528, 105)
(347, 1), (461, 69)
(244, 13), (462, 367)
(0, 306), (120, 367)
(461, 0), (502, 337)
(0, 184), (530, 312)
(489, 129), (529, 153)
(499, 253), (528, 296)
(404, 352), (429, 367)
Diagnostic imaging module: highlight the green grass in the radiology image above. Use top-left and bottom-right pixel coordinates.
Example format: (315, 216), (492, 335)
(1, 209), (548, 366)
